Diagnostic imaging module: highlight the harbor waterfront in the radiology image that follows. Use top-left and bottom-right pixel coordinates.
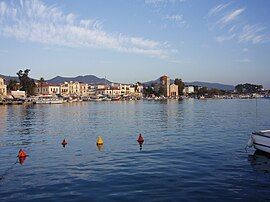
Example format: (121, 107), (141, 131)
(0, 99), (270, 201)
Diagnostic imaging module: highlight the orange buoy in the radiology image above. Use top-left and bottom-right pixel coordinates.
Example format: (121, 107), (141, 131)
(96, 136), (104, 145)
(18, 149), (27, 158)
(137, 134), (144, 144)
(62, 139), (67, 147)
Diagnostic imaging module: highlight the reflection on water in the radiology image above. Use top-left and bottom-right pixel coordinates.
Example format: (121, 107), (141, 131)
(96, 144), (103, 151)
(18, 156), (27, 165)
(0, 99), (270, 201)
(248, 150), (270, 173)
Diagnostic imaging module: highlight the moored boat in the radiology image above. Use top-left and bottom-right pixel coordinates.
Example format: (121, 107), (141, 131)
(247, 130), (270, 153)
(111, 96), (121, 101)
(35, 95), (63, 104)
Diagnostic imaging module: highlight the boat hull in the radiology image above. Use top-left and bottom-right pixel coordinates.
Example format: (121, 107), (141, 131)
(36, 100), (63, 104)
(252, 130), (270, 153)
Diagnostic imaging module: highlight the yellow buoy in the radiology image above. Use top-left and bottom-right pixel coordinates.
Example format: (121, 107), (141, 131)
(96, 136), (104, 145)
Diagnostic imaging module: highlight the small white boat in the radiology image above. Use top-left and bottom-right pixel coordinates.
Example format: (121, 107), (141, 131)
(35, 95), (63, 104)
(102, 97), (111, 101)
(247, 130), (270, 153)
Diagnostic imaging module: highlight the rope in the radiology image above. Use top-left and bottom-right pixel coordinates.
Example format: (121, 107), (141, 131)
(0, 159), (19, 181)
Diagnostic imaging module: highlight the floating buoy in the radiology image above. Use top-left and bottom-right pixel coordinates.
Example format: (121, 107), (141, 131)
(137, 134), (144, 144)
(17, 149), (27, 158)
(96, 136), (104, 145)
(62, 139), (67, 147)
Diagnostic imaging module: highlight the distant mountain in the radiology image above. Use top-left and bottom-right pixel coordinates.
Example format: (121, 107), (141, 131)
(185, 81), (234, 91)
(143, 78), (235, 91)
(0, 73), (235, 90)
(47, 75), (111, 84)
(0, 74), (19, 82)
(0, 74), (111, 84)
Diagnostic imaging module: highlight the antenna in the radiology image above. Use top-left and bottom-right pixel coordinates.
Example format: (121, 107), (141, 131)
(255, 96), (258, 131)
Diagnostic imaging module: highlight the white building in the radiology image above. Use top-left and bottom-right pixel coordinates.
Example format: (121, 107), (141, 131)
(0, 77), (7, 97)
(11, 90), (26, 99)
(120, 84), (135, 96)
(36, 83), (60, 95)
(60, 81), (89, 97)
(80, 83), (89, 97)
(183, 86), (195, 94)
(60, 82), (69, 96)
(169, 84), (179, 98)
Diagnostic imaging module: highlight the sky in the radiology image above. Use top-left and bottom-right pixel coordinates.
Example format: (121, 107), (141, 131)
(0, 0), (269, 87)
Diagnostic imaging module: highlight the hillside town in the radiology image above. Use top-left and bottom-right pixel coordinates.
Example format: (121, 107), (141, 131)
(0, 70), (269, 105)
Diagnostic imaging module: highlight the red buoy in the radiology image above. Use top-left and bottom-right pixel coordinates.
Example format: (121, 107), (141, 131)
(137, 134), (144, 144)
(18, 149), (27, 158)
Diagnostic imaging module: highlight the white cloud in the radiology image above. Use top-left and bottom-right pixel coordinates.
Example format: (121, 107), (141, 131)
(208, 2), (231, 16)
(169, 58), (195, 65)
(215, 34), (235, 43)
(0, 0), (173, 59)
(165, 14), (182, 21)
(217, 8), (245, 27)
(239, 24), (267, 44)
(164, 14), (186, 27)
(208, 3), (269, 45)
(145, 0), (186, 5)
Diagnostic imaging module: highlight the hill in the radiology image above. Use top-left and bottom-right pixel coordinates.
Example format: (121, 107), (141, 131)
(0, 74), (19, 82)
(143, 78), (234, 91)
(185, 81), (234, 91)
(47, 75), (111, 84)
(0, 73), (234, 90)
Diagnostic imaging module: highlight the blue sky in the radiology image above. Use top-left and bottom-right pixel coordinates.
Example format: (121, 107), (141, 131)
(0, 0), (270, 87)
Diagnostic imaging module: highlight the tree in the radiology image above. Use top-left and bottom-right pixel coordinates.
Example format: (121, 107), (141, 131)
(17, 69), (36, 96)
(208, 88), (220, 96)
(38, 77), (45, 94)
(235, 83), (263, 94)
(158, 86), (166, 97)
(197, 87), (208, 96)
(143, 86), (155, 97)
(174, 78), (185, 95)
(7, 79), (18, 92)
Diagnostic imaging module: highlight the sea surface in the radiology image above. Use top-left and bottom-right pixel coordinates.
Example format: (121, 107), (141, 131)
(0, 99), (270, 201)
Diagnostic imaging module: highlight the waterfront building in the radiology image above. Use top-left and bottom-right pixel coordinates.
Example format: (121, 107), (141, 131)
(169, 84), (179, 98)
(135, 83), (144, 93)
(88, 85), (96, 95)
(96, 84), (108, 90)
(0, 77), (7, 97)
(119, 84), (136, 96)
(60, 82), (70, 96)
(80, 83), (89, 97)
(11, 90), (26, 99)
(68, 81), (80, 96)
(96, 88), (106, 95)
(60, 81), (88, 97)
(159, 75), (179, 98)
(183, 86), (195, 94)
(160, 75), (170, 97)
(36, 83), (60, 95)
(133, 83), (144, 98)
(106, 87), (121, 97)
(96, 86), (121, 97)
